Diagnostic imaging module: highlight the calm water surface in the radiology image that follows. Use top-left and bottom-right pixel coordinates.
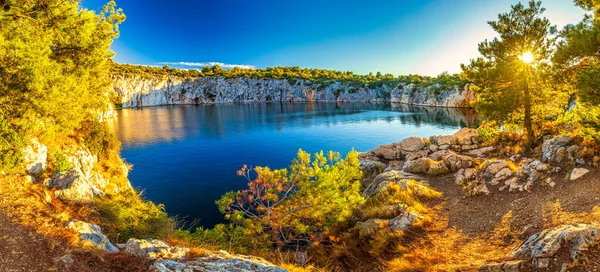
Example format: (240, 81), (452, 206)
(107, 103), (480, 228)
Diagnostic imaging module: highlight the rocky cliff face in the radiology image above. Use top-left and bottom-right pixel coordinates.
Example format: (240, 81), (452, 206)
(111, 76), (475, 108)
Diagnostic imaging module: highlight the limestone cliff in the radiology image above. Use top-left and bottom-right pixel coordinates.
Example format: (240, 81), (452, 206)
(111, 75), (475, 108)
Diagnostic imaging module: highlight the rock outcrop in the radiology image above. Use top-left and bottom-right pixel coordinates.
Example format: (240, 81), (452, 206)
(509, 223), (600, 269)
(66, 220), (119, 252)
(150, 250), (287, 272)
(22, 139), (48, 176)
(111, 75), (475, 108)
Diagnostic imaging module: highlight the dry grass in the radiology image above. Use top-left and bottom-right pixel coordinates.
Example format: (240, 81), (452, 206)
(386, 209), (519, 272)
(542, 200), (600, 228)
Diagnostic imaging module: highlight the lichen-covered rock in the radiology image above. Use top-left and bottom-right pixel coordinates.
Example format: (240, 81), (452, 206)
(398, 137), (426, 152)
(427, 160), (449, 176)
(125, 238), (189, 261)
(53, 170), (106, 203)
(542, 136), (575, 164)
(362, 170), (428, 197)
(359, 159), (386, 185)
(151, 250), (287, 272)
(453, 128), (482, 145)
(570, 168), (589, 181)
(510, 223), (600, 268)
(442, 152), (475, 172)
(371, 144), (402, 160)
(402, 158), (432, 174)
(467, 146), (495, 157)
(436, 135), (458, 146)
(388, 212), (421, 232)
(22, 139), (47, 175)
(66, 220), (118, 252)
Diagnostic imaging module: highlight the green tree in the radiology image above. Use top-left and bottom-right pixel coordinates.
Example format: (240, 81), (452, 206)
(461, 1), (559, 145)
(217, 149), (364, 250)
(0, 0), (125, 161)
(553, 0), (600, 140)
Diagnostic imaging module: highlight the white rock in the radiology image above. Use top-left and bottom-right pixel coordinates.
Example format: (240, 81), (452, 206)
(570, 168), (590, 181)
(66, 220), (118, 252)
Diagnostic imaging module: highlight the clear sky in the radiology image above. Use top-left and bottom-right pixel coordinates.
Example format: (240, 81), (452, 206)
(82, 0), (586, 76)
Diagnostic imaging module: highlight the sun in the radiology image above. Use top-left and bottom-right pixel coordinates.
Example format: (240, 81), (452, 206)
(519, 51), (534, 64)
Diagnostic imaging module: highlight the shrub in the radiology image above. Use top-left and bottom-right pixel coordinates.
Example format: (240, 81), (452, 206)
(217, 149), (364, 251)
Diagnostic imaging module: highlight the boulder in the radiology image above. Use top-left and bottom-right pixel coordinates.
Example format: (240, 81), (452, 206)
(53, 170), (105, 203)
(388, 212), (421, 232)
(22, 139), (48, 175)
(570, 168), (589, 181)
(453, 128), (482, 145)
(398, 137), (426, 152)
(371, 144), (401, 160)
(402, 158), (432, 174)
(479, 260), (523, 272)
(362, 170), (428, 197)
(483, 160), (509, 177)
(541, 136), (574, 164)
(467, 146), (495, 158)
(510, 223), (600, 268)
(66, 220), (118, 252)
(442, 152), (474, 172)
(125, 238), (189, 261)
(151, 250), (286, 272)
(437, 135), (458, 146)
(427, 161), (449, 176)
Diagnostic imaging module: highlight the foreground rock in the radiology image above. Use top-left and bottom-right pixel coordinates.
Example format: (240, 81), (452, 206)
(66, 220), (119, 252)
(22, 138), (48, 176)
(570, 168), (590, 181)
(125, 238), (189, 261)
(150, 250), (287, 272)
(362, 170), (429, 197)
(510, 223), (600, 269)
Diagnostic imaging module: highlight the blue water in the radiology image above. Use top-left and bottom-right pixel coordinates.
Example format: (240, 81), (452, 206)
(107, 103), (479, 228)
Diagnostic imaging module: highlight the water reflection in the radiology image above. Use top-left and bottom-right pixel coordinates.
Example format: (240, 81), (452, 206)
(108, 103), (480, 147)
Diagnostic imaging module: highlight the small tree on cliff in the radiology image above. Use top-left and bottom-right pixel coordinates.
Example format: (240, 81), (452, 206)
(217, 149), (364, 250)
(461, 1), (564, 145)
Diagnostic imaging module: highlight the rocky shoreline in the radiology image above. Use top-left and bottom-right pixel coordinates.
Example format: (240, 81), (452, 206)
(110, 75), (476, 109)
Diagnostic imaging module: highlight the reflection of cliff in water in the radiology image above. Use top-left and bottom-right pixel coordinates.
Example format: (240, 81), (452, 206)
(390, 104), (481, 128)
(107, 103), (481, 146)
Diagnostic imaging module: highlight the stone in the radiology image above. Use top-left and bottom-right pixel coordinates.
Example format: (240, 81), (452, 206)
(467, 146), (495, 158)
(529, 160), (549, 172)
(437, 135), (458, 146)
(362, 170), (429, 198)
(570, 168), (589, 181)
(439, 144), (450, 150)
(22, 139), (48, 176)
(442, 152), (474, 172)
(124, 238), (189, 261)
(429, 144), (439, 152)
(359, 159), (385, 184)
(402, 158), (432, 174)
(372, 144), (401, 160)
(427, 161), (449, 176)
(60, 255), (75, 267)
(461, 144), (479, 151)
(484, 160), (509, 177)
(66, 220), (118, 252)
(389, 212), (421, 232)
(510, 223), (600, 267)
(453, 128), (481, 145)
(53, 170), (105, 203)
(494, 168), (513, 181)
(151, 250), (286, 272)
(398, 137), (426, 152)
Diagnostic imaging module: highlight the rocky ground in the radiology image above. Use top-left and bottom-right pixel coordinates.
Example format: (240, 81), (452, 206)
(358, 128), (600, 271)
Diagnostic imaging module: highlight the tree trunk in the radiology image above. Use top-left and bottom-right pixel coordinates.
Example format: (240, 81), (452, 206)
(523, 70), (534, 147)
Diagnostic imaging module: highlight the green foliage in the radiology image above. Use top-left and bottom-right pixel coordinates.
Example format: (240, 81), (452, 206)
(0, 0), (125, 167)
(216, 149), (364, 250)
(53, 151), (73, 174)
(461, 1), (564, 143)
(477, 121), (501, 144)
(0, 116), (25, 172)
(76, 120), (121, 159)
(94, 190), (173, 242)
(553, 0), (600, 142)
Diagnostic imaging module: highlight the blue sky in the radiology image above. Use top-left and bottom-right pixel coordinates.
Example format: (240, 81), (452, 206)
(82, 0), (586, 76)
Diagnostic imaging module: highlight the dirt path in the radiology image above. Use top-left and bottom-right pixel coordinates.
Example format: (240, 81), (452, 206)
(0, 212), (150, 272)
(429, 168), (600, 239)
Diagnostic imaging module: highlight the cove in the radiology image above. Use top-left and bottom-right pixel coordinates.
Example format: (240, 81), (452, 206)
(107, 103), (480, 228)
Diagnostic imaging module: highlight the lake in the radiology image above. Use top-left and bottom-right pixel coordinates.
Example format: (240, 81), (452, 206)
(107, 103), (480, 228)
